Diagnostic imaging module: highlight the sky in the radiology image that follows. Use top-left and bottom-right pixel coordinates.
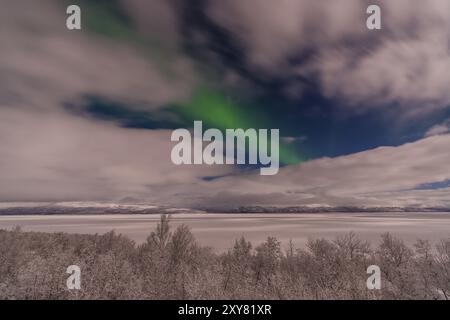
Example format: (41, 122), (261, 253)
(1, 0), (450, 208)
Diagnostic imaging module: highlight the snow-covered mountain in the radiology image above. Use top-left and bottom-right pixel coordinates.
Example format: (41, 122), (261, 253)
(0, 202), (449, 215)
(0, 201), (196, 215)
(196, 205), (450, 213)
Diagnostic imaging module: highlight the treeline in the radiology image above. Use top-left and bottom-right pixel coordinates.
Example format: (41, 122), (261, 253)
(0, 214), (449, 300)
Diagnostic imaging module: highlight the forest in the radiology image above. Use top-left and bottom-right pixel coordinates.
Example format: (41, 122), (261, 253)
(0, 214), (449, 300)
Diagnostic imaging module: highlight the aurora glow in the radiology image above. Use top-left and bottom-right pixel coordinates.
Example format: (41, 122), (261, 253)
(66, 1), (306, 167)
(172, 88), (305, 165)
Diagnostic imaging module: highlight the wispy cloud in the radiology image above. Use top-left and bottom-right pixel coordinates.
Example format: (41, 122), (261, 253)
(207, 0), (450, 114)
(425, 119), (450, 137)
(164, 134), (450, 208)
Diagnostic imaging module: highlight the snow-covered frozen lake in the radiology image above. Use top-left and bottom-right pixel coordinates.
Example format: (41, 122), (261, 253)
(1, 213), (449, 251)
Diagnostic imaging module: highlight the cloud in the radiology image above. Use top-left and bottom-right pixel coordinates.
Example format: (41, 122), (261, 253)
(165, 134), (450, 208)
(207, 0), (367, 73)
(425, 119), (450, 137)
(0, 107), (233, 201)
(281, 136), (308, 144)
(0, 0), (196, 112)
(315, 33), (450, 114)
(122, 0), (180, 49)
(0, 0), (232, 202)
(207, 0), (450, 113)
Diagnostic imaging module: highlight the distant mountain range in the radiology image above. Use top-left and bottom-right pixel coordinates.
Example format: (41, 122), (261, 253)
(0, 202), (194, 215)
(0, 202), (449, 215)
(198, 206), (450, 213)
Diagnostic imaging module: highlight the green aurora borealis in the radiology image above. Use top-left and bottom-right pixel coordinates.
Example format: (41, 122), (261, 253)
(72, 0), (306, 166)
